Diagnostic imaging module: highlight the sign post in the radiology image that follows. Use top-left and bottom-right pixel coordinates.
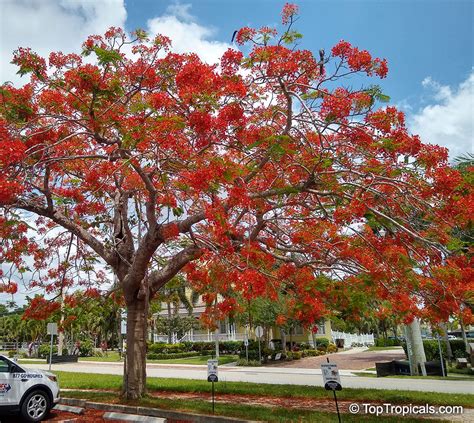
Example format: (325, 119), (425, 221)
(255, 326), (263, 363)
(321, 359), (342, 423)
(244, 337), (249, 363)
(207, 359), (218, 413)
(47, 323), (58, 371)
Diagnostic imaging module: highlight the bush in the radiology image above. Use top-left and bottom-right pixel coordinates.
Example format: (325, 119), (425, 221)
(190, 341), (216, 352)
(401, 340), (469, 362)
(147, 351), (198, 360)
(299, 342), (312, 350)
(38, 344), (58, 358)
(219, 341), (242, 354)
(375, 338), (401, 347)
(327, 343), (338, 353)
(148, 342), (187, 354)
(304, 349), (325, 357)
(291, 351), (302, 360)
(78, 339), (93, 357)
(314, 338), (329, 348)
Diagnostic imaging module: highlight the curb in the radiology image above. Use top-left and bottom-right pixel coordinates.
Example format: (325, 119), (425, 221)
(60, 398), (258, 422)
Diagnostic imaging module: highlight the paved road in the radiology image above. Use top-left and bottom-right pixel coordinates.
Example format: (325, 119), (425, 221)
(28, 361), (474, 394)
(271, 347), (406, 370)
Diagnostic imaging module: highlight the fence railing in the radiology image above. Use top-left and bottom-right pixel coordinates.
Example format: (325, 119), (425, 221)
(331, 330), (375, 346)
(178, 332), (247, 343)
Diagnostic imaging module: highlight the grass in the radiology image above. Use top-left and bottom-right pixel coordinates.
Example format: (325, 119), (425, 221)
(53, 371), (474, 408)
(79, 353), (238, 365)
(62, 390), (437, 422)
(353, 372), (474, 381)
(366, 346), (404, 351)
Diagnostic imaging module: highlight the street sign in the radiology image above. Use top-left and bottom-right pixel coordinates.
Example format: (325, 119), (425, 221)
(47, 323), (58, 335)
(322, 361), (342, 423)
(321, 363), (342, 391)
(255, 326), (264, 338)
(207, 359), (218, 383)
(243, 339), (249, 347)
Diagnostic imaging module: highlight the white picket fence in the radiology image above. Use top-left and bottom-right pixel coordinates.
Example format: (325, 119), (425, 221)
(331, 330), (375, 346)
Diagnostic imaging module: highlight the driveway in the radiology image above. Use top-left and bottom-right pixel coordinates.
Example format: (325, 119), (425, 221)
(270, 347), (407, 370)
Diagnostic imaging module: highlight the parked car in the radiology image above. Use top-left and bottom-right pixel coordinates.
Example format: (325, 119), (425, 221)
(447, 335), (457, 340)
(0, 354), (60, 422)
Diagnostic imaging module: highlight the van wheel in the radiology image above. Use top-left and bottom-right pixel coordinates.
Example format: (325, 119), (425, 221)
(20, 390), (50, 422)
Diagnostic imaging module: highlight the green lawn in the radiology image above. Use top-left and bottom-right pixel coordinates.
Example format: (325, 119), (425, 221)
(62, 390), (437, 422)
(53, 371), (474, 408)
(366, 346), (405, 351)
(353, 371), (474, 381)
(79, 353), (237, 365)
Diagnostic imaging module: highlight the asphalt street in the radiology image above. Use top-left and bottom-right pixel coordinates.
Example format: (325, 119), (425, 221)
(29, 361), (474, 394)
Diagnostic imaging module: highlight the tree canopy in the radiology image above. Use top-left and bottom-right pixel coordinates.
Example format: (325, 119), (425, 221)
(0, 4), (472, 398)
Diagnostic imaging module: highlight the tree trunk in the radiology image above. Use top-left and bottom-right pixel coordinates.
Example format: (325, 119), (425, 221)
(167, 302), (172, 344)
(460, 319), (469, 353)
(405, 319), (427, 376)
(441, 323), (453, 362)
(123, 297), (148, 399)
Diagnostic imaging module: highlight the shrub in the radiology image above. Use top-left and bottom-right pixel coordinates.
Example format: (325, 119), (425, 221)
(292, 351), (302, 360)
(147, 351), (198, 360)
(78, 339), (93, 357)
(39, 344), (58, 358)
(401, 340), (469, 362)
(314, 338), (329, 348)
(375, 338), (401, 347)
(219, 341), (242, 354)
(148, 342), (187, 354)
(327, 343), (338, 353)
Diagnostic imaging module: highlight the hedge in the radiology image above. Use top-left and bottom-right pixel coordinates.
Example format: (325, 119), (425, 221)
(147, 351), (199, 360)
(401, 340), (469, 362)
(375, 338), (402, 347)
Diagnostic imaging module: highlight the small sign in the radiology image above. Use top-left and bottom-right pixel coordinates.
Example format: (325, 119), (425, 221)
(47, 323), (58, 335)
(207, 359), (218, 383)
(255, 326), (264, 338)
(321, 363), (342, 391)
(244, 339), (249, 347)
(275, 353), (282, 361)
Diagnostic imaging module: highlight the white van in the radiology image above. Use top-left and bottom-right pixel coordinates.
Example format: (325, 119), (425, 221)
(0, 355), (60, 422)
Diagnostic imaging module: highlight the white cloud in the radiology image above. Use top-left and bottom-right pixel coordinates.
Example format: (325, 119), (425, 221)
(0, 0), (127, 85)
(146, 3), (231, 65)
(410, 71), (474, 160)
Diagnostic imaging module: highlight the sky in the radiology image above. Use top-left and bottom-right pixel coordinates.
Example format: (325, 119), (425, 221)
(0, 0), (473, 306)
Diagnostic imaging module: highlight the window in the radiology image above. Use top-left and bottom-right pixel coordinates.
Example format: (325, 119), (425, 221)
(317, 319), (326, 334)
(0, 357), (11, 373)
(219, 320), (227, 334)
(293, 324), (304, 335)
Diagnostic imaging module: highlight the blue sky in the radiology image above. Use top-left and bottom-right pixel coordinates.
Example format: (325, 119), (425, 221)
(126, 0), (473, 111)
(1, 0), (472, 158)
(0, 0), (472, 306)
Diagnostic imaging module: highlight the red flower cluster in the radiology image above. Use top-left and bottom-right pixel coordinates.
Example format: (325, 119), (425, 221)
(281, 3), (299, 24)
(332, 40), (388, 78)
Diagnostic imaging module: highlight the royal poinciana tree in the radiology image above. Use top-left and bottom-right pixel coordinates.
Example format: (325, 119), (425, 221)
(0, 4), (472, 398)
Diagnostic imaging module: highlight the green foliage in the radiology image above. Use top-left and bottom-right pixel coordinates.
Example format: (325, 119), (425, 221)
(327, 343), (338, 353)
(375, 337), (401, 347)
(78, 338), (94, 357)
(314, 338), (329, 348)
(92, 47), (122, 66)
(38, 344), (58, 358)
(147, 351), (198, 360)
(401, 340), (469, 362)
